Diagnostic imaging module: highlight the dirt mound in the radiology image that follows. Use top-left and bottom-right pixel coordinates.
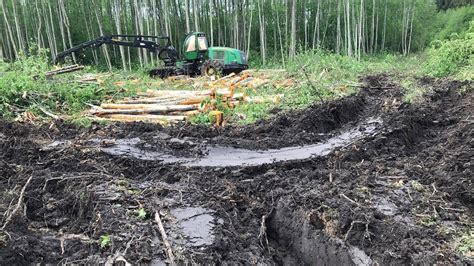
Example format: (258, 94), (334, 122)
(0, 75), (472, 264)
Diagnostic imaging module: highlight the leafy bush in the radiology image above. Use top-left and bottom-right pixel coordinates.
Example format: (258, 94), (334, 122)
(424, 21), (474, 78)
(430, 6), (474, 41)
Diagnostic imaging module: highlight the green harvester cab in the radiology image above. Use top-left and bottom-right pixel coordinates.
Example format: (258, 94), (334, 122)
(181, 32), (248, 77)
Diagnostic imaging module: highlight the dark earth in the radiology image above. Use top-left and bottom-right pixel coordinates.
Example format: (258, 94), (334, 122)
(0, 74), (472, 264)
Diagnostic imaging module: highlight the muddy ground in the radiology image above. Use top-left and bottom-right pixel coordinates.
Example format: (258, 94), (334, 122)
(0, 74), (472, 264)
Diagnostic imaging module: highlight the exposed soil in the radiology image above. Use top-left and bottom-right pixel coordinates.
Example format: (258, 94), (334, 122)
(0, 74), (472, 264)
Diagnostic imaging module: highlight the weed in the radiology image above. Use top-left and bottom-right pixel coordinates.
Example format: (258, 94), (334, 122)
(99, 235), (111, 248)
(402, 78), (430, 103)
(457, 232), (474, 257)
(137, 208), (147, 220)
(233, 103), (271, 124)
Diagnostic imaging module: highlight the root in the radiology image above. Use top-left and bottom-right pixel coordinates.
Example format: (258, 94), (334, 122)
(154, 212), (176, 265)
(339, 193), (360, 207)
(344, 220), (374, 242)
(1, 175), (33, 231)
(344, 220), (364, 241)
(105, 252), (132, 266)
(258, 215), (270, 252)
(59, 234), (92, 255)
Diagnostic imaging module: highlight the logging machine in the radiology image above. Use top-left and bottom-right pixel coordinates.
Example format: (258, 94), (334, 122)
(54, 32), (248, 79)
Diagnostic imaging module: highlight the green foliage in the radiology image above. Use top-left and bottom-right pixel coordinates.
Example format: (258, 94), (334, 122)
(190, 51), (422, 126)
(99, 235), (111, 248)
(137, 208), (147, 220)
(189, 113), (212, 124)
(424, 21), (474, 78)
(454, 230), (473, 257)
(282, 50), (422, 107)
(429, 6), (474, 41)
(232, 103), (271, 124)
(0, 47), (138, 119)
(436, 0), (473, 10)
(402, 78), (429, 103)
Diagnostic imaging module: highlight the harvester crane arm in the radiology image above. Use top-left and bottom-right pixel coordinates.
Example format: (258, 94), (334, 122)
(53, 35), (177, 64)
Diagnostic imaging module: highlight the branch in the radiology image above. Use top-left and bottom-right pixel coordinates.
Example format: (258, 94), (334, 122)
(154, 212), (176, 265)
(1, 175), (33, 231)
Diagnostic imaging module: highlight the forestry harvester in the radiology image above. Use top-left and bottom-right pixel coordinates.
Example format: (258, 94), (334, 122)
(54, 32), (248, 79)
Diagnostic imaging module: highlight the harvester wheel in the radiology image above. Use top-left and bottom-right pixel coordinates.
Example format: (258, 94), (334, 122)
(201, 60), (224, 78)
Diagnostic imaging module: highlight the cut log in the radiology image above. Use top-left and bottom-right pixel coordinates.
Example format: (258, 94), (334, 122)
(178, 97), (207, 105)
(100, 103), (192, 110)
(92, 114), (186, 125)
(213, 73), (236, 83)
(244, 94), (284, 104)
(232, 93), (245, 100)
(103, 114), (185, 122)
(138, 90), (211, 97)
(91, 104), (198, 115)
(117, 96), (189, 104)
(46, 65), (84, 77)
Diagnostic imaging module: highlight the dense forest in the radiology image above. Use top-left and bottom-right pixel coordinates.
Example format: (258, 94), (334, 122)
(0, 0), (473, 69)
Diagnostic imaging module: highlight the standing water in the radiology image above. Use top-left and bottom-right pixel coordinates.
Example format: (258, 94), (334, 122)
(185, 117), (382, 167)
(99, 118), (382, 167)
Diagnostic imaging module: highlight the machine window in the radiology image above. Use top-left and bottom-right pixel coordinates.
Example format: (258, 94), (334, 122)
(198, 37), (208, 51)
(186, 35), (196, 52)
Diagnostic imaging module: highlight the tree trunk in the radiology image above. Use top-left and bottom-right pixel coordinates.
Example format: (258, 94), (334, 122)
(193, 0), (199, 31)
(289, 0), (296, 59)
(382, 0), (387, 51)
(312, 0), (321, 49)
(257, 0), (266, 64)
(336, 0), (342, 53)
(185, 0), (190, 32)
(94, 0), (112, 71)
(0, 0), (18, 58)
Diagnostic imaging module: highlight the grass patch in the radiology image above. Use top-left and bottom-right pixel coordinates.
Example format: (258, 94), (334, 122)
(0, 46), (431, 126)
(0, 48), (145, 121)
(185, 51), (423, 125)
(401, 78), (430, 103)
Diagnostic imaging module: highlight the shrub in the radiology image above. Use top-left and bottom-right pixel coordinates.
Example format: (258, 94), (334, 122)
(424, 21), (474, 78)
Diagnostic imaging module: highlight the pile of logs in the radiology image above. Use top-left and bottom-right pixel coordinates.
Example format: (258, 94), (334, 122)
(90, 71), (289, 125)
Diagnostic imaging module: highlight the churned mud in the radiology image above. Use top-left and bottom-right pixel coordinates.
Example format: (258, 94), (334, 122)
(0, 74), (472, 264)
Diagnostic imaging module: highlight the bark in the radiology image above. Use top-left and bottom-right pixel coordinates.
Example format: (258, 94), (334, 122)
(1, 0), (18, 58)
(289, 0), (296, 59)
(185, 0), (190, 32)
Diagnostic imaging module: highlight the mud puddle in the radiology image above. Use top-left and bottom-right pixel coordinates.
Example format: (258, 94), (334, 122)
(170, 207), (217, 247)
(186, 118), (381, 167)
(100, 117), (382, 167)
(99, 138), (189, 164)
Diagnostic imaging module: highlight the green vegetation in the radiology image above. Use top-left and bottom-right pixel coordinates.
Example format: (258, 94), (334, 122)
(0, 3), (472, 125)
(455, 230), (473, 258)
(137, 208), (147, 220)
(429, 6), (474, 41)
(424, 21), (474, 78)
(0, 48), (138, 121)
(99, 234), (111, 248)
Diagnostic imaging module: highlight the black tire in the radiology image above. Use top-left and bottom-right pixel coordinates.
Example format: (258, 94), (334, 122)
(200, 60), (224, 77)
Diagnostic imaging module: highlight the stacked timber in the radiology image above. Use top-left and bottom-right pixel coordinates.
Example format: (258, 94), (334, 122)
(91, 71), (289, 125)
